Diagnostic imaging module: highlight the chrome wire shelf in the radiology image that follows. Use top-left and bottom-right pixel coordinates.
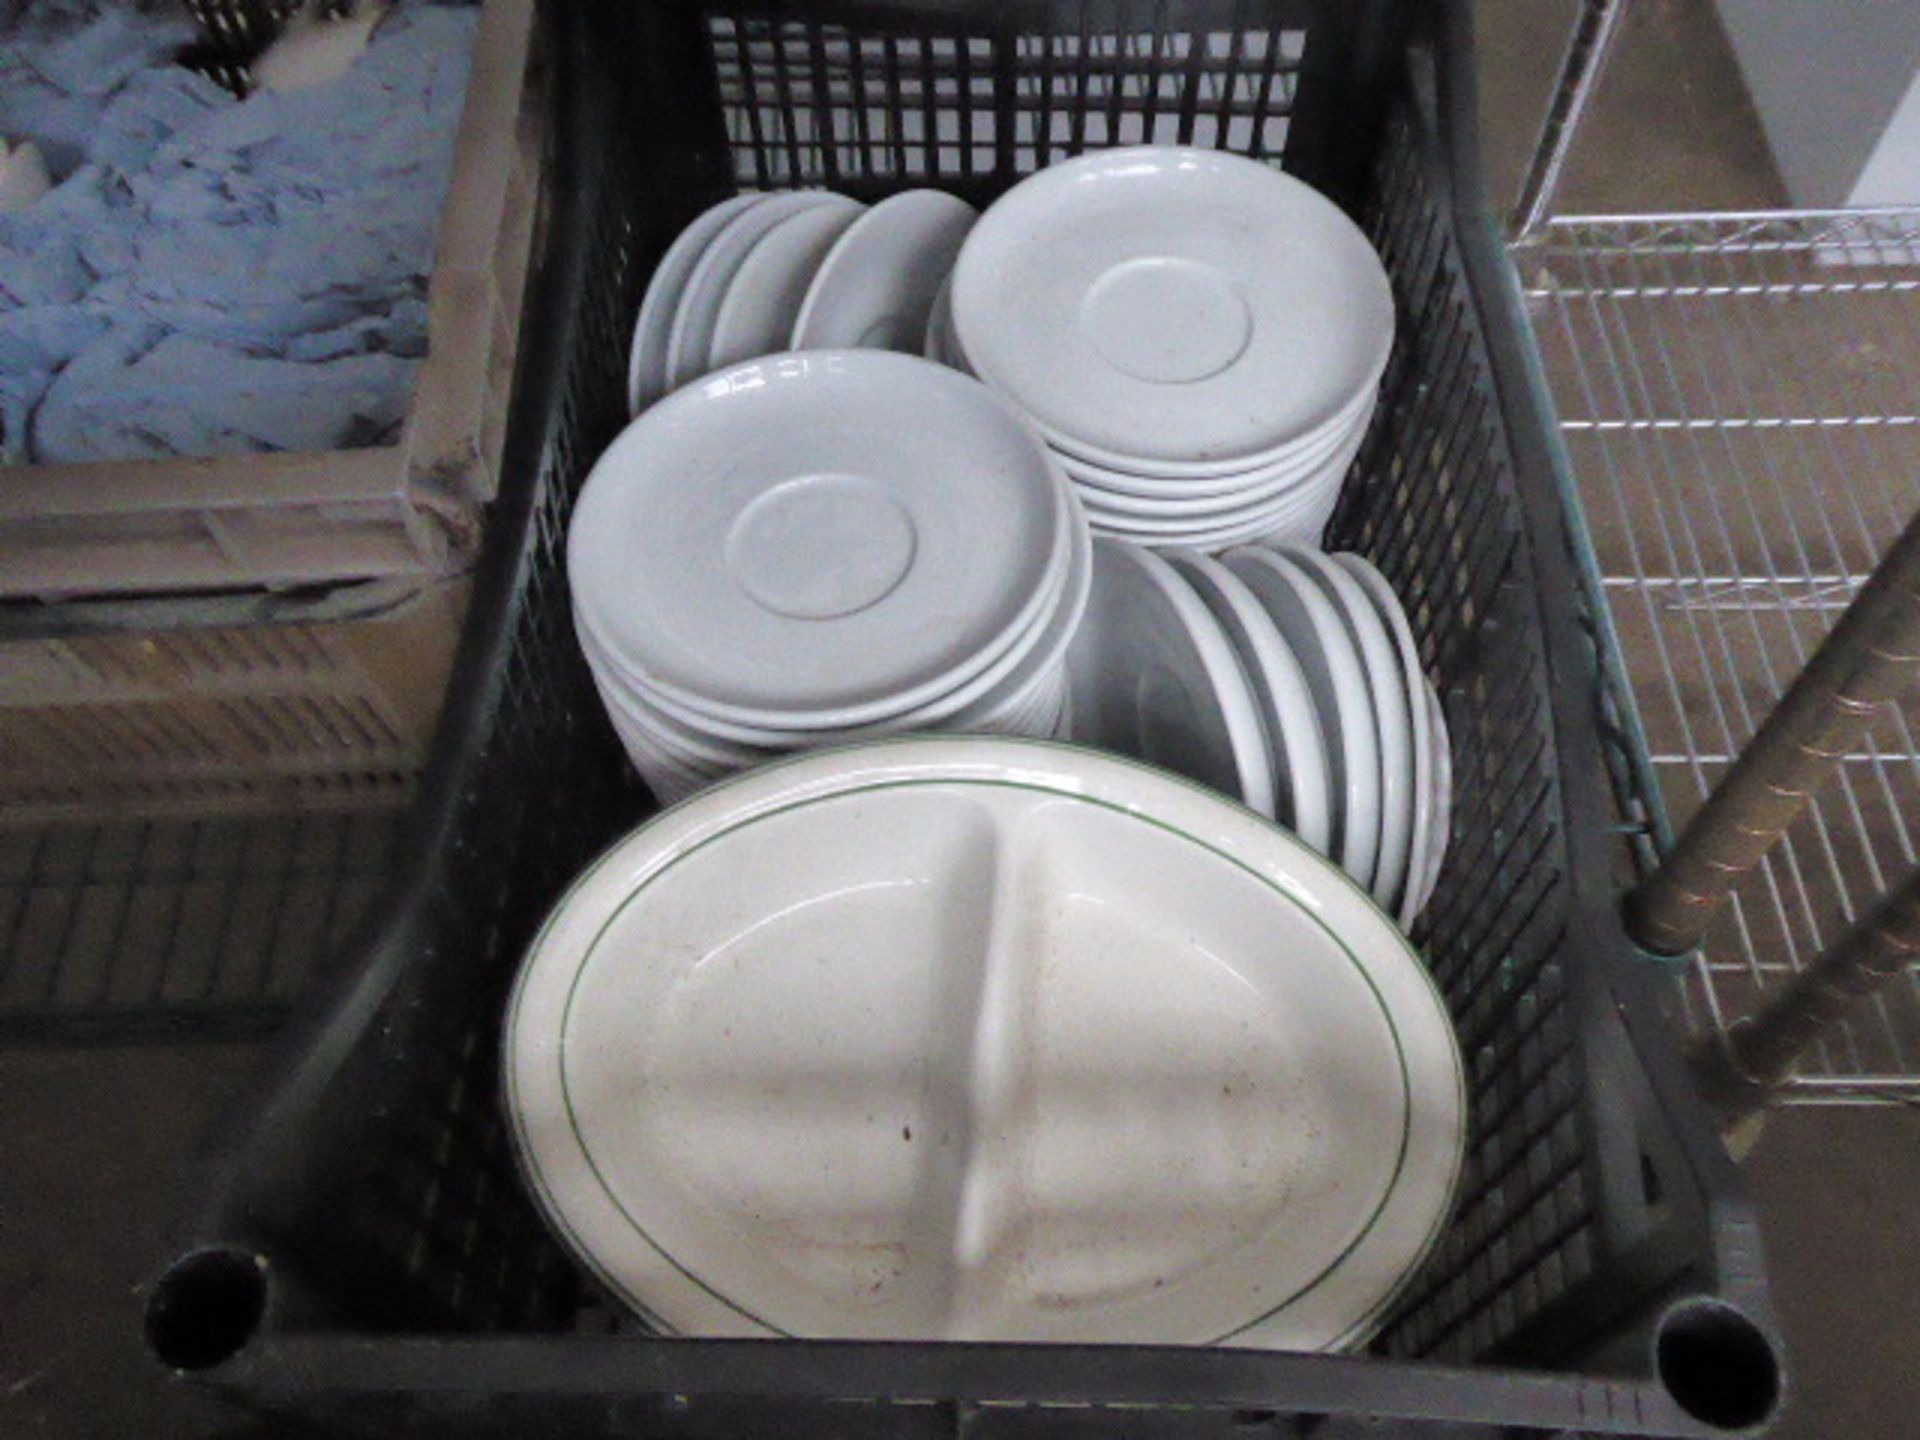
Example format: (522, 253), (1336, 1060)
(1516, 208), (1920, 1104)
(0, 807), (402, 1042)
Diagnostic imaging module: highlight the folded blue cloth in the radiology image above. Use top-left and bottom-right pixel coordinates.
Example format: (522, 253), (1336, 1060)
(0, 2), (200, 179)
(0, 2), (478, 465)
(34, 326), (419, 460)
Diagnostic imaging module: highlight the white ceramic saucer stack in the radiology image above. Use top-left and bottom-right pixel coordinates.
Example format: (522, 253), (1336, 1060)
(572, 351), (1090, 805)
(940, 146), (1394, 551)
(627, 188), (976, 415)
(1066, 537), (1448, 928)
(506, 738), (1466, 1348)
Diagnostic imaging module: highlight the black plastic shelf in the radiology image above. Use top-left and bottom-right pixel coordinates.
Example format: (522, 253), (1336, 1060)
(144, 1), (1784, 1435)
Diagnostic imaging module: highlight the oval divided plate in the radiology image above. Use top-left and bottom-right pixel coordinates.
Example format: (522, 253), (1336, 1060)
(506, 739), (1464, 1351)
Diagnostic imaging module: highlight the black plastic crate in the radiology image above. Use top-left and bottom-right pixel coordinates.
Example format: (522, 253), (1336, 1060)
(144, 0), (1784, 1433)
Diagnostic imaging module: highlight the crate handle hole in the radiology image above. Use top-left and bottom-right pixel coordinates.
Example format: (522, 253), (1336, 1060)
(1656, 1299), (1781, 1431)
(146, 1248), (268, 1372)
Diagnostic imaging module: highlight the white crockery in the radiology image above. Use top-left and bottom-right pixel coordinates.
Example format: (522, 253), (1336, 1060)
(505, 738), (1466, 1348)
(1027, 363), (1382, 485)
(923, 273), (957, 361)
(1335, 554), (1434, 926)
(1071, 425), (1367, 543)
(1224, 549), (1382, 890)
(1284, 549), (1414, 916)
(570, 352), (1066, 729)
(1076, 437), (1362, 554)
(1166, 551), (1334, 856)
(951, 146), (1394, 471)
(1049, 389), (1372, 506)
(941, 279), (1382, 488)
(793, 189), (977, 351)
(627, 194), (770, 414)
(708, 199), (865, 371)
(1066, 540), (1275, 817)
(576, 475), (1086, 748)
(666, 192), (855, 391)
(1415, 680), (1452, 918)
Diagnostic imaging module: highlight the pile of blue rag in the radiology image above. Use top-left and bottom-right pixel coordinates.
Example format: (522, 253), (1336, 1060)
(0, 0), (478, 465)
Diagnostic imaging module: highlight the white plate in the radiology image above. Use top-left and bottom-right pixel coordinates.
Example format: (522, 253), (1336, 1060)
(943, 252), (1382, 485)
(1415, 680), (1451, 920)
(1251, 481), (1345, 551)
(1283, 549), (1414, 915)
(579, 623), (769, 768)
(1052, 392), (1372, 508)
(571, 353), (1066, 729)
(708, 198), (865, 371)
(1073, 426), (1366, 544)
(1166, 551), (1333, 856)
(598, 693), (723, 807)
(666, 192), (849, 392)
(1079, 434), (1363, 555)
(951, 146), (1394, 472)
(940, 485), (1092, 734)
(505, 737), (1466, 1347)
(1065, 539), (1276, 817)
(1222, 549), (1382, 891)
(1334, 554), (1433, 928)
(601, 481), (1088, 752)
(627, 193), (768, 416)
(793, 189), (977, 351)
(1034, 367), (1382, 487)
(923, 273), (957, 361)
(576, 468), (1083, 744)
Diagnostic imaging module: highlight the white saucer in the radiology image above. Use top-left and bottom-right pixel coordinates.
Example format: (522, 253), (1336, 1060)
(1415, 680), (1451, 920)
(1079, 437), (1363, 554)
(667, 192), (849, 392)
(505, 737), (1465, 1347)
(951, 146), (1395, 471)
(1166, 551), (1334, 855)
(576, 468), (1081, 745)
(1285, 549), (1413, 915)
(1335, 553), (1433, 927)
(1052, 392), (1372, 507)
(941, 485), (1092, 735)
(708, 197), (864, 370)
(1032, 366), (1383, 486)
(1223, 548), (1382, 892)
(598, 693), (722, 807)
(627, 193), (768, 415)
(923, 273), (957, 361)
(570, 353), (1065, 728)
(1073, 424), (1366, 542)
(793, 189), (977, 351)
(1065, 539), (1276, 817)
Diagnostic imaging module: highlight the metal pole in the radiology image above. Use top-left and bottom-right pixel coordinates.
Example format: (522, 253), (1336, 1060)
(1691, 863), (1920, 1116)
(1625, 506), (1920, 956)
(1509, 0), (1629, 238)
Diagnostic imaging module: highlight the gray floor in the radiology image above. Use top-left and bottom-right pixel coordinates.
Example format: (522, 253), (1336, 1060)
(4, 3), (1917, 1437)
(1, 1045), (262, 1437)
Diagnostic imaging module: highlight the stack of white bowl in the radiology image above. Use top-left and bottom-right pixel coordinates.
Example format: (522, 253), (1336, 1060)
(572, 350), (1090, 806)
(1065, 537), (1449, 928)
(626, 187), (976, 415)
(933, 146), (1394, 552)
